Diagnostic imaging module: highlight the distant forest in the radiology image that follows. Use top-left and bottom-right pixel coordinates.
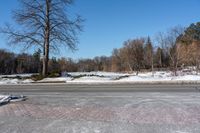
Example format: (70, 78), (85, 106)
(0, 22), (200, 76)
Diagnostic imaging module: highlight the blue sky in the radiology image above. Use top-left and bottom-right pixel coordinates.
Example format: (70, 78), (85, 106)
(0, 0), (200, 59)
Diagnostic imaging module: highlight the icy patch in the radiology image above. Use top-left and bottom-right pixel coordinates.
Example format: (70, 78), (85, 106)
(0, 95), (10, 105)
(0, 95), (26, 105)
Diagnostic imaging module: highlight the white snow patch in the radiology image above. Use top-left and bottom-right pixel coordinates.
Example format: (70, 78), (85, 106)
(119, 71), (200, 82)
(175, 131), (189, 133)
(0, 78), (20, 84)
(39, 77), (72, 83)
(0, 78), (34, 85)
(68, 71), (126, 76)
(21, 79), (34, 83)
(173, 75), (200, 81)
(94, 129), (100, 133)
(72, 76), (111, 82)
(0, 73), (35, 85)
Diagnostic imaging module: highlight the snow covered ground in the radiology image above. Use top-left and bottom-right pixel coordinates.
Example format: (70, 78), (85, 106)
(1, 71), (200, 84)
(0, 78), (34, 85)
(0, 73), (34, 85)
(37, 71), (200, 84)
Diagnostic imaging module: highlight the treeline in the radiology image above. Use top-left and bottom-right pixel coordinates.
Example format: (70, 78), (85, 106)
(1, 22), (200, 75)
(0, 49), (111, 74)
(111, 24), (200, 75)
(0, 49), (41, 74)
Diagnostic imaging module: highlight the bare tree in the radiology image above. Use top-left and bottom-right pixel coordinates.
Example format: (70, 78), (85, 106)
(123, 40), (135, 72)
(111, 48), (125, 72)
(165, 26), (184, 76)
(144, 37), (154, 75)
(179, 22), (200, 74)
(123, 38), (144, 75)
(0, 49), (16, 74)
(1, 0), (83, 76)
(154, 32), (167, 68)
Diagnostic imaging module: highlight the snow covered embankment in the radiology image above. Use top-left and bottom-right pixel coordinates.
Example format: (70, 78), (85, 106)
(1, 71), (200, 84)
(40, 71), (200, 84)
(0, 74), (34, 85)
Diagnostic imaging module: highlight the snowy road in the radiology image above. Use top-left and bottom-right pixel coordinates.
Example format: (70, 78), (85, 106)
(0, 84), (200, 133)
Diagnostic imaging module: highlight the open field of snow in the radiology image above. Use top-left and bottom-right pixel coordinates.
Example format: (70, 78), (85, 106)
(1, 71), (200, 85)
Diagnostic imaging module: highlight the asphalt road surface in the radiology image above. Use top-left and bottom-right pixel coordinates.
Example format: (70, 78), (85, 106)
(1, 84), (200, 133)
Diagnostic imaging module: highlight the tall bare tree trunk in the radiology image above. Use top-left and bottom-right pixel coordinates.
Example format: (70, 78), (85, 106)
(42, 45), (46, 76)
(159, 51), (162, 68)
(42, 0), (50, 76)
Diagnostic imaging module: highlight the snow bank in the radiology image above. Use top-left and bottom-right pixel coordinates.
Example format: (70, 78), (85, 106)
(67, 71), (129, 79)
(0, 74), (34, 85)
(0, 78), (20, 84)
(70, 76), (112, 83)
(0, 78), (34, 85)
(67, 71), (126, 76)
(1, 71), (200, 84)
(119, 71), (171, 82)
(173, 75), (200, 81)
(37, 77), (72, 83)
(119, 71), (200, 83)
(0, 73), (34, 78)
